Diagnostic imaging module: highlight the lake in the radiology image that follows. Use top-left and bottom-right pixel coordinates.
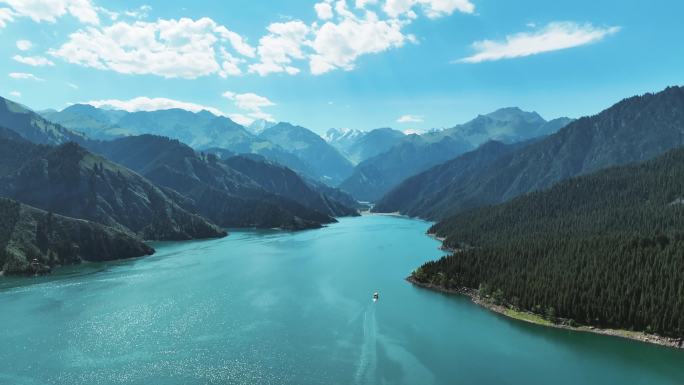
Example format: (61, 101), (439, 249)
(0, 215), (682, 385)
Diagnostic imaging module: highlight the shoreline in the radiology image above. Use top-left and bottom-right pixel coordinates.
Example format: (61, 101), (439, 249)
(406, 276), (684, 350)
(426, 233), (454, 252)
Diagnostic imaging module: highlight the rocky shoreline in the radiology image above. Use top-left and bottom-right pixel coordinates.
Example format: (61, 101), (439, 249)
(407, 276), (684, 350)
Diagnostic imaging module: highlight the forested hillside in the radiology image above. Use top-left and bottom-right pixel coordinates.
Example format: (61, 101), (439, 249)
(0, 139), (226, 240)
(373, 140), (525, 216)
(88, 135), (354, 230)
(413, 147), (684, 337)
(0, 198), (153, 275)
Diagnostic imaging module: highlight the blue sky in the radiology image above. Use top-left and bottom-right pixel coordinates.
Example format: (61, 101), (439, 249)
(0, 0), (682, 134)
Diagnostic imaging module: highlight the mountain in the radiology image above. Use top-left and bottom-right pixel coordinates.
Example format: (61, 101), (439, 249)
(41, 104), (128, 140)
(428, 108), (571, 147)
(119, 109), (255, 150)
(373, 140), (527, 216)
(384, 86), (684, 220)
(88, 135), (353, 230)
(247, 119), (277, 134)
(45, 104), (258, 150)
(327, 127), (406, 164)
(259, 122), (354, 184)
(45, 105), (341, 185)
(415, 146), (684, 337)
(339, 108), (570, 202)
(339, 134), (472, 202)
(325, 127), (364, 149)
(0, 198), (154, 275)
(0, 96), (86, 145)
(223, 155), (358, 217)
(0, 138), (226, 240)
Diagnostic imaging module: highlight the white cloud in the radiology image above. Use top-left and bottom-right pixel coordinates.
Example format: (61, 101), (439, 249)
(309, 10), (408, 75)
(0, 8), (14, 28)
(222, 91), (276, 124)
(0, 0), (100, 25)
(383, 0), (474, 19)
(459, 22), (621, 63)
(9, 90), (21, 98)
(85, 97), (225, 116)
(397, 114), (423, 123)
(249, 20), (309, 76)
(403, 128), (424, 135)
(123, 4), (151, 19)
(35, 0), (476, 79)
(215, 25), (256, 57)
(13, 54), (54, 66)
(8, 72), (44, 81)
(223, 91), (275, 111)
(16, 39), (32, 50)
(249, 0), (474, 76)
(227, 113), (254, 126)
(314, 1), (333, 20)
(355, 0), (378, 9)
(50, 17), (255, 79)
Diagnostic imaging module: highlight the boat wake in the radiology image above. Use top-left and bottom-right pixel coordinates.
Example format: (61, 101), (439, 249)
(354, 302), (377, 384)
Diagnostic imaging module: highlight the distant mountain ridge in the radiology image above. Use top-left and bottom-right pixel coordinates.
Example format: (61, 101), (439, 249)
(340, 108), (570, 201)
(375, 86), (684, 219)
(1, 97), (87, 145)
(44, 105), (351, 185)
(259, 122), (354, 184)
(373, 140), (529, 217)
(326, 127), (406, 164)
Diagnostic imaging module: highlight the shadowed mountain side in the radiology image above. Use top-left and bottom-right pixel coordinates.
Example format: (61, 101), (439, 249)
(0, 198), (154, 275)
(0, 139), (226, 240)
(87, 135), (347, 230)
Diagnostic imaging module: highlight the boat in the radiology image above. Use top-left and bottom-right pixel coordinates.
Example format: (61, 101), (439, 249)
(373, 292), (379, 301)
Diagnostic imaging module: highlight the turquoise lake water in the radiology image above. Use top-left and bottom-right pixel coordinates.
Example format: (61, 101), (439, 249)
(0, 215), (683, 384)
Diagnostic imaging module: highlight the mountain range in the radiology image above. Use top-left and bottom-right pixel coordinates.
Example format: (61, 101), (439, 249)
(340, 108), (571, 202)
(1, 97), (87, 145)
(86, 135), (356, 230)
(259, 122), (354, 184)
(43, 105), (352, 184)
(326, 127), (406, 164)
(375, 86), (684, 219)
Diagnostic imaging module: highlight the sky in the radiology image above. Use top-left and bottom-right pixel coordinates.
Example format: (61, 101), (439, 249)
(0, 0), (682, 134)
